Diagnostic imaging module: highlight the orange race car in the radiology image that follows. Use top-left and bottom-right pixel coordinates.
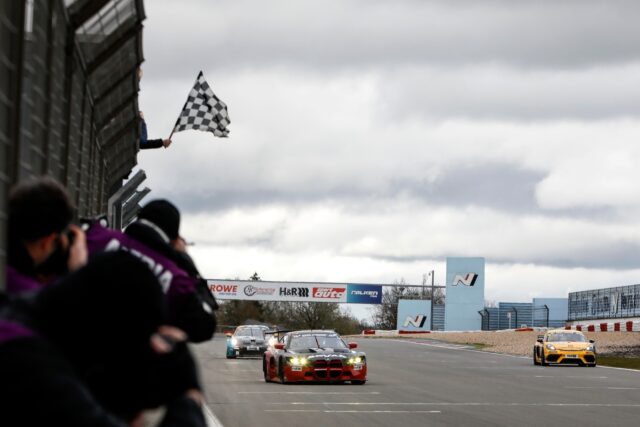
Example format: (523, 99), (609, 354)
(263, 330), (367, 384)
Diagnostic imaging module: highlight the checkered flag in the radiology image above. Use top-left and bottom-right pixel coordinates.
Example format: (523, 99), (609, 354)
(172, 71), (230, 138)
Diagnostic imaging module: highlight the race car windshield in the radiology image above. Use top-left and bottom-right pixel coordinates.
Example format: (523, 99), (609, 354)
(547, 333), (587, 342)
(235, 328), (266, 338)
(289, 335), (347, 350)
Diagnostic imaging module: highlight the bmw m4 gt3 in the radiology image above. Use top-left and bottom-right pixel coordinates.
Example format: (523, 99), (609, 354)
(263, 330), (367, 384)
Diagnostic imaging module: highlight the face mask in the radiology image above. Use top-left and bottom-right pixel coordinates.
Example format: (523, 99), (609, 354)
(35, 235), (70, 276)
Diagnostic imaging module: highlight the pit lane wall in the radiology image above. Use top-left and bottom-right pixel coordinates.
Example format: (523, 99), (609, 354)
(207, 279), (383, 304)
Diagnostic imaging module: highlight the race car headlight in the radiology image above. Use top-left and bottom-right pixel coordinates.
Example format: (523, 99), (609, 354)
(231, 337), (238, 346)
(545, 344), (556, 351)
(586, 345), (594, 352)
(348, 357), (363, 364)
(289, 357), (307, 366)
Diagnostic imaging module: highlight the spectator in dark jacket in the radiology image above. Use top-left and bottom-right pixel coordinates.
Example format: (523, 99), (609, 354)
(0, 251), (206, 427)
(129, 199), (218, 316)
(128, 200), (218, 335)
(85, 199), (216, 342)
(6, 177), (88, 295)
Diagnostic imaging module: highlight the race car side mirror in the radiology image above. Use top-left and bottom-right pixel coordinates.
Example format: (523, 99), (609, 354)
(589, 339), (595, 343)
(348, 342), (358, 349)
(275, 343), (285, 350)
(225, 333), (232, 338)
(536, 338), (543, 343)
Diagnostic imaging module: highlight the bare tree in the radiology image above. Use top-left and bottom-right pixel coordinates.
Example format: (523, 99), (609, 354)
(372, 278), (444, 329)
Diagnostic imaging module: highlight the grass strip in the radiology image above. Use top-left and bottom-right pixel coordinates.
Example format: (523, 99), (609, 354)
(598, 356), (640, 370)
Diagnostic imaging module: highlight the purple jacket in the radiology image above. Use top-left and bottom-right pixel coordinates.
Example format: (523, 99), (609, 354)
(85, 222), (214, 342)
(0, 320), (34, 345)
(6, 265), (41, 295)
(86, 222), (195, 297)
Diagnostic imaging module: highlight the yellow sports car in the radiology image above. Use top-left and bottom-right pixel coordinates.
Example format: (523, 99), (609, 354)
(533, 329), (596, 367)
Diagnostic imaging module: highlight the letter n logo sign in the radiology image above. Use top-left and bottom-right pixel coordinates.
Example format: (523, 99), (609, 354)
(403, 315), (427, 328)
(452, 273), (478, 287)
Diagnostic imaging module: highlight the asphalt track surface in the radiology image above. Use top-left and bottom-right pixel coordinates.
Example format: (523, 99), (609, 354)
(192, 335), (640, 427)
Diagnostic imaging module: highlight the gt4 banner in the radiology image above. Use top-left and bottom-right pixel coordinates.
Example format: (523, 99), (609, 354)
(207, 280), (382, 304)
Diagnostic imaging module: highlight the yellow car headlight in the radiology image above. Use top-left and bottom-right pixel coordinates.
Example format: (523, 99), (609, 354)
(545, 344), (556, 351)
(290, 357), (307, 366)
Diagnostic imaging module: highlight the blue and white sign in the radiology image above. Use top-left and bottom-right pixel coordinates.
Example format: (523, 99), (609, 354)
(444, 257), (485, 331)
(347, 284), (382, 304)
(397, 299), (432, 331)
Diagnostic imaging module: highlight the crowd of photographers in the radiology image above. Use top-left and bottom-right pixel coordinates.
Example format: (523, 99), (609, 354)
(1, 177), (217, 426)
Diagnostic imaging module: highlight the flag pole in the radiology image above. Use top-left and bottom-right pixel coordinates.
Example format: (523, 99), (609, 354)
(168, 101), (186, 140)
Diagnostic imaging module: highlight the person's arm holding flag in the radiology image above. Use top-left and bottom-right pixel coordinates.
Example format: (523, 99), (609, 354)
(139, 111), (172, 149)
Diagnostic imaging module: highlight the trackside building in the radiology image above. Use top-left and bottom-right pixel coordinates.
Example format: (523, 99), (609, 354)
(568, 284), (640, 324)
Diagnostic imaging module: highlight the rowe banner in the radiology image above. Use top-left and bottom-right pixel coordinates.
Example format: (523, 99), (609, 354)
(207, 280), (382, 304)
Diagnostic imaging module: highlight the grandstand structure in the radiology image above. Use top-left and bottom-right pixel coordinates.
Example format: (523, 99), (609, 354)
(1, 0), (147, 291)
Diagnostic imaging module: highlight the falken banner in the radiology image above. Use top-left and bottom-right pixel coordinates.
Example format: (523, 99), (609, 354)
(207, 280), (382, 304)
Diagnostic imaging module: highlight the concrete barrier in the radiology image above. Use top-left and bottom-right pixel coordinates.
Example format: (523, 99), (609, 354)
(565, 320), (640, 332)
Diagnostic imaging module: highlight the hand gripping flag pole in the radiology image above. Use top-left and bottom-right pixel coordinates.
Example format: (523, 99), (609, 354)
(169, 71), (230, 139)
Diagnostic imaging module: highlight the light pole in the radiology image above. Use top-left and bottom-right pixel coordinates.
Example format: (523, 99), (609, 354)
(429, 270), (435, 331)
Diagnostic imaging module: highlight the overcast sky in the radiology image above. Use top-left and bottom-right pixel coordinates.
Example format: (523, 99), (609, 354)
(136, 0), (640, 320)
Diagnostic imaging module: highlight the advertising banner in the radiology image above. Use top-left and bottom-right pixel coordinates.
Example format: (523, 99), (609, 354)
(346, 284), (382, 304)
(444, 257), (485, 331)
(207, 280), (382, 304)
(397, 299), (431, 331)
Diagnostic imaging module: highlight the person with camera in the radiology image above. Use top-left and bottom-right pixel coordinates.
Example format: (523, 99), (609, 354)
(6, 177), (88, 295)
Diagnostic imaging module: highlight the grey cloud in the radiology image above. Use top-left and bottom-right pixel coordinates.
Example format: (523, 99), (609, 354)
(494, 240), (640, 270)
(144, 0), (640, 78)
(161, 161), (614, 221)
(365, 241), (640, 271)
(378, 65), (640, 121)
(395, 164), (543, 213)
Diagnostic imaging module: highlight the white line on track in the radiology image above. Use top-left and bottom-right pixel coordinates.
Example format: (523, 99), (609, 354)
(597, 365), (640, 373)
(203, 403), (225, 427)
(535, 375), (607, 379)
(239, 391), (381, 395)
(265, 410), (442, 414)
(565, 387), (640, 390)
(270, 402), (640, 408)
(388, 338), (640, 373)
(387, 339), (529, 359)
(325, 410), (442, 414)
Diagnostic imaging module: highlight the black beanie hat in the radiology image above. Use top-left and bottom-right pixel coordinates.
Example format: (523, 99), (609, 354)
(138, 199), (181, 240)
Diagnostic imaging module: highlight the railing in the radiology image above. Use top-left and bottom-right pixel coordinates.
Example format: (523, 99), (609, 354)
(1, 0), (148, 290)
